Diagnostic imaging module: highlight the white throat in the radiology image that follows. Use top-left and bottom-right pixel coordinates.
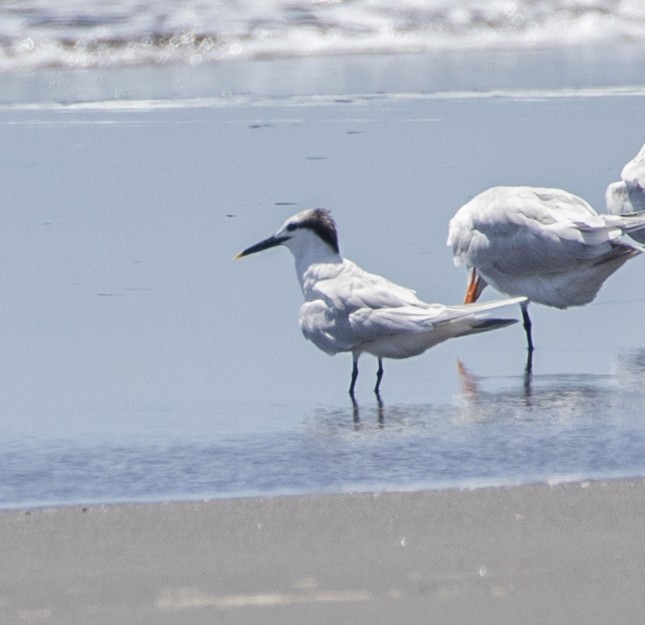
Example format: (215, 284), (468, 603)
(284, 236), (342, 298)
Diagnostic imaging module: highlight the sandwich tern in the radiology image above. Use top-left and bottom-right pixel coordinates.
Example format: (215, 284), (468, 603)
(606, 142), (645, 243)
(448, 186), (645, 351)
(235, 208), (523, 395)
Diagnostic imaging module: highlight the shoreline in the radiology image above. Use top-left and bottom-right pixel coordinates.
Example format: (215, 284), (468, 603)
(3, 42), (645, 106)
(3, 477), (645, 624)
(1, 470), (642, 513)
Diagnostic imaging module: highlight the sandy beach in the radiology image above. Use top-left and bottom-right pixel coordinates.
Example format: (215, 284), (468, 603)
(2, 479), (644, 624)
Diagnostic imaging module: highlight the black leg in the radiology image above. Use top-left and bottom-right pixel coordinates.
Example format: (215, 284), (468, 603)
(520, 301), (535, 352)
(523, 348), (533, 398)
(350, 393), (360, 427)
(375, 389), (384, 427)
(349, 355), (359, 396)
(374, 358), (384, 393)
(524, 346), (534, 374)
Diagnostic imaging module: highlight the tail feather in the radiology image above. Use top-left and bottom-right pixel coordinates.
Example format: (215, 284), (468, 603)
(456, 295), (526, 315)
(607, 209), (645, 222)
(453, 317), (517, 339)
(433, 296), (526, 327)
(623, 231), (645, 248)
(433, 296), (523, 340)
(593, 244), (642, 265)
(470, 318), (517, 331)
(604, 211), (645, 239)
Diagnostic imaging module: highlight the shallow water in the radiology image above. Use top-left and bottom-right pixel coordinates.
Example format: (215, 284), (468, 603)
(3, 353), (645, 508)
(1, 59), (645, 507)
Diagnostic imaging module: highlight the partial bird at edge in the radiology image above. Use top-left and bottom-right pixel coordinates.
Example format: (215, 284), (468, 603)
(448, 185), (645, 351)
(606, 141), (645, 244)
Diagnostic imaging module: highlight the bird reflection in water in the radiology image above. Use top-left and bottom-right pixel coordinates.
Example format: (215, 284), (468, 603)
(351, 391), (384, 429)
(452, 353), (644, 428)
(351, 352), (535, 429)
(458, 350), (534, 405)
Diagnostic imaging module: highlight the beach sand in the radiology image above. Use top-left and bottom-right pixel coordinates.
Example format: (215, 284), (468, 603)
(2, 479), (645, 624)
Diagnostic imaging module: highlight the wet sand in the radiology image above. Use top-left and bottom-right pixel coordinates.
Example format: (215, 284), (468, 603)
(2, 478), (645, 624)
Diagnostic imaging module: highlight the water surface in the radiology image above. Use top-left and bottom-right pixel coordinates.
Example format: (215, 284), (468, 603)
(1, 84), (645, 507)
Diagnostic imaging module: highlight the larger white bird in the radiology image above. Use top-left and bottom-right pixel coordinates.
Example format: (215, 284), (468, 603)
(235, 208), (523, 395)
(448, 186), (645, 351)
(606, 142), (645, 243)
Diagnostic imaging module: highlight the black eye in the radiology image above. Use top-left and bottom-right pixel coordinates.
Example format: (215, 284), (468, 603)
(286, 223), (297, 231)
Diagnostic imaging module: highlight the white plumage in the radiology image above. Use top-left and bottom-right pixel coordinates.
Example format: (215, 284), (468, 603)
(606, 142), (645, 243)
(621, 142), (645, 188)
(447, 186), (645, 350)
(236, 208), (522, 395)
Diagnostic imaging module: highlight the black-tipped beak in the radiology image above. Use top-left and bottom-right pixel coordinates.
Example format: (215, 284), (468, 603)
(234, 235), (289, 259)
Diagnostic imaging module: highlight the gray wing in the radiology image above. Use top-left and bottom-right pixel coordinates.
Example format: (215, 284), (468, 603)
(348, 297), (524, 341)
(450, 186), (629, 277)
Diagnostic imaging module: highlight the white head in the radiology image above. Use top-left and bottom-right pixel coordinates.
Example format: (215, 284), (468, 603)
(235, 208), (340, 260)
